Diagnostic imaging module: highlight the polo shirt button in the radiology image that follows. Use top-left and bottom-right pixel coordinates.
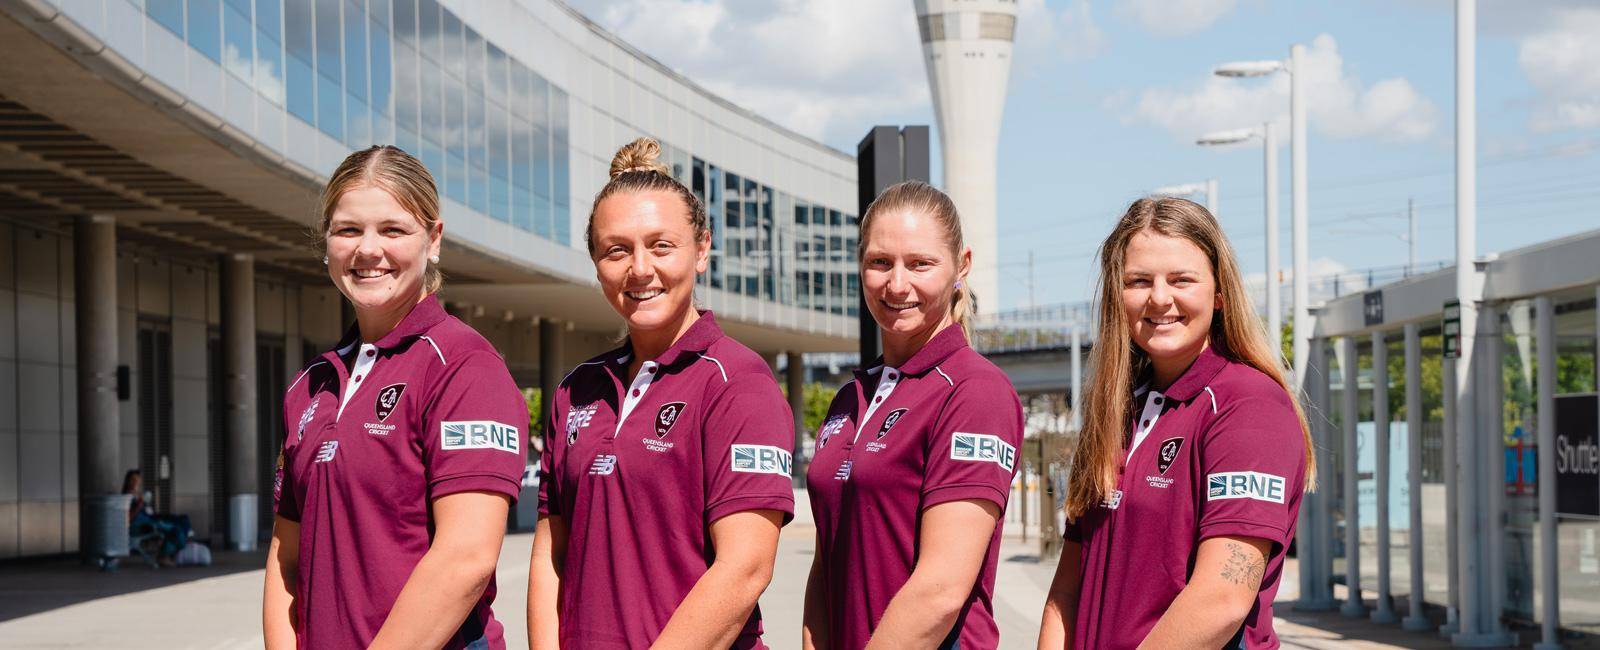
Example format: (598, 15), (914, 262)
(874, 396), (882, 403)
(365, 349), (375, 357)
(646, 366), (655, 373)
(632, 388), (640, 397)
(354, 375), (363, 382)
(1153, 396), (1162, 405)
(1141, 419), (1150, 428)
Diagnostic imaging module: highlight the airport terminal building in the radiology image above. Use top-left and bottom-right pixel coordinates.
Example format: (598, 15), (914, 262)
(0, 0), (861, 558)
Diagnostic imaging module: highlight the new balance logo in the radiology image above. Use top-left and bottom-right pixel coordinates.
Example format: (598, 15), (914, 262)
(441, 421), (520, 454)
(950, 432), (1016, 472)
(314, 440), (339, 463)
(1207, 471), (1287, 504)
(589, 454), (617, 476)
(834, 459), (853, 481)
(731, 445), (791, 476)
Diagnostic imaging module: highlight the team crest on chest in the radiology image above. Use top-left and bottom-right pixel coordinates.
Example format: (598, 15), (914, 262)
(1156, 437), (1184, 474)
(816, 414), (848, 450)
(296, 399), (319, 440)
(876, 408), (908, 439)
(374, 383), (406, 422)
(655, 401), (687, 438)
(567, 403), (598, 444)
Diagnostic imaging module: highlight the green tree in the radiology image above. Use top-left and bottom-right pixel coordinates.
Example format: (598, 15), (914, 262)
(522, 387), (543, 436)
(781, 382), (840, 440)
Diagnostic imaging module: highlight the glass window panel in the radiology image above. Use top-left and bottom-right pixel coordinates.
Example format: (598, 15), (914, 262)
(223, 0), (252, 80)
(285, 0), (315, 123)
(255, 0), (285, 103)
(369, 0), (388, 24)
(439, 11), (463, 76)
(467, 97), (487, 213)
(346, 97), (369, 146)
(370, 21), (391, 116)
(978, 13), (1016, 41)
(147, 0), (184, 38)
(392, 43), (416, 131)
(485, 44), (508, 108)
(464, 26), (484, 93)
(445, 152), (465, 204)
(419, 57), (441, 144)
(724, 172), (741, 230)
(418, 139), (443, 189)
(533, 187), (552, 239)
(419, 0), (442, 60)
(317, 74), (344, 140)
(443, 72), (464, 157)
(188, 0), (223, 62)
(315, 0), (342, 85)
(344, 0), (367, 102)
(392, 0), (415, 45)
(512, 184), (531, 231)
(830, 209), (842, 227)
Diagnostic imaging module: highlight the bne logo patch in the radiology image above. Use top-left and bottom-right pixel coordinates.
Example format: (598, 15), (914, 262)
(1207, 471), (1287, 504)
(731, 444), (792, 476)
(314, 440), (339, 463)
(441, 421), (521, 454)
(589, 454), (618, 475)
(950, 432), (1016, 472)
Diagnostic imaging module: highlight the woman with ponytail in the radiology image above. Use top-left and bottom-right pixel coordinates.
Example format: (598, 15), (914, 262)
(1037, 197), (1314, 649)
(803, 181), (1024, 649)
(527, 138), (794, 649)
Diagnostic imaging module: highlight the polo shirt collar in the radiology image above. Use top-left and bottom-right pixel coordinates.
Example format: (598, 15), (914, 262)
(858, 325), (968, 379)
(1159, 343), (1228, 402)
(613, 311), (724, 368)
(333, 294), (449, 355)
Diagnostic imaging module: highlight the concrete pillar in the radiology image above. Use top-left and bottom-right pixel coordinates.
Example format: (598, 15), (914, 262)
(1403, 323), (1432, 631)
(1299, 335), (1336, 610)
(75, 216), (123, 560)
(1442, 354), (1460, 635)
(1533, 296), (1561, 650)
(1341, 336), (1368, 617)
(1372, 331), (1397, 623)
(1069, 325), (1082, 432)
(786, 351), (806, 487)
(223, 254), (258, 551)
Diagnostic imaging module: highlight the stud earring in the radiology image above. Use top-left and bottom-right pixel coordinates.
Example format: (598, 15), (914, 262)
(954, 280), (963, 289)
(430, 255), (440, 264)
(322, 256), (328, 265)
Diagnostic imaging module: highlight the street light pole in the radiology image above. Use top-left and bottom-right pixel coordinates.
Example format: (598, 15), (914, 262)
(1264, 123), (1281, 361)
(1290, 43), (1310, 398)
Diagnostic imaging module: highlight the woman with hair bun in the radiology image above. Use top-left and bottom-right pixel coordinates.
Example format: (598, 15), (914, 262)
(803, 181), (1024, 649)
(264, 145), (529, 649)
(527, 137), (795, 649)
(1037, 197), (1314, 649)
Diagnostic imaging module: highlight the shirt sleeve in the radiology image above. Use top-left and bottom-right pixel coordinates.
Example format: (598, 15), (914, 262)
(421, 349), (530, 502)
(1196, 394), (1307, 549)
(701, 375), (796, 525)
(537, 390), (564, 517)
(922, 377), (1024, 510)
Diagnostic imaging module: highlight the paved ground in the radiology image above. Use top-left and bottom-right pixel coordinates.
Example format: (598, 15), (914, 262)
(0, 491), (1562, 648)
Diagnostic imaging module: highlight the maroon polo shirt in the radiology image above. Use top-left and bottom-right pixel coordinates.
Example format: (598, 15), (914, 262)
(275, 295), (528, 649)
(537, 312), (795, 649)
(805, 326), (1024, 650)
(1062, 345), (1306, 649)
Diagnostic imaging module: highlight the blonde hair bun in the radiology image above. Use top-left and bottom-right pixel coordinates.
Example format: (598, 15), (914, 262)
(609, 137), (670, 179)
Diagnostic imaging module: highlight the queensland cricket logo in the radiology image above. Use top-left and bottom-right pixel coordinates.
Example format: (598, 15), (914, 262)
(374, 383), (406, 422)
(655, 402), (687, 438)
(1157, 437), (1183, 474)
(876, 408), (908, 439)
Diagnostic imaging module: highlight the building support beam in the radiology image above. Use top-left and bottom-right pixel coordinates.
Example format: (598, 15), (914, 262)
(75, 215), (122, 561)
(1299, 334), (1336, 610)
(539, 318), (562, 441)
(223, 253), (258, 551)
(1533, 296), (1561, 650)
(1441, 352), (1460, 635)
(1372, 332), (1397, 623)
(787, 351), (806, 487)
(1402, 323), (1432, 631)
(1341, 336), (1368, 618)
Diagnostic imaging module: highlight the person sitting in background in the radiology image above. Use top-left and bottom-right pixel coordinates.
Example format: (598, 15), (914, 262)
(122, 469), (192, 567)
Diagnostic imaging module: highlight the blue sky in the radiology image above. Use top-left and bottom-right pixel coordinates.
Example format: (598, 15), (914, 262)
(567, 0), (1600, 311)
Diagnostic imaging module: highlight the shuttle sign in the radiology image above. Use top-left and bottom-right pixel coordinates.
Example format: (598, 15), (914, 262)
(1555, 394), (1599, 519)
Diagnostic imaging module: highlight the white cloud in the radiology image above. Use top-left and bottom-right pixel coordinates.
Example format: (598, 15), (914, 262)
(562, 0), (927, 148)
(1115, 0), (1238, 37)
(1517, 6), (1600, 132)
(1015, 0), (1108, 69)
(1122, 34), (1439, 144)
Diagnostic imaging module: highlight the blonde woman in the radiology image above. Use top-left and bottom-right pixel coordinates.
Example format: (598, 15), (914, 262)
(265, 146), (528, 649)
(804, 181), (1024, 649)
(1037, 197), (1315, 649)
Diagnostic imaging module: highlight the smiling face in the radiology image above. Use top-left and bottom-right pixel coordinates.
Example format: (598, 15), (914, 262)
(861, 209), (970, 348)
(591, 190), (708, 336)
(325, 184), (441, 323)
(1121, 229), (1220, 381)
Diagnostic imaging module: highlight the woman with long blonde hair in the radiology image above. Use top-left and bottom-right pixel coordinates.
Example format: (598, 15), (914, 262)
(1037, 197), (1314, 649)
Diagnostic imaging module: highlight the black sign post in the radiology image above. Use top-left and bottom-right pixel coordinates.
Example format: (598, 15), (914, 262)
(1363, 290), (1384, 326)
(1555, 393), (1600, 519)
(855, 126), (930, 363)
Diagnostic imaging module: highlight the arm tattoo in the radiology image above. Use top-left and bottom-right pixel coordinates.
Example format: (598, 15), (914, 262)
(1218, 541), (1265, 588)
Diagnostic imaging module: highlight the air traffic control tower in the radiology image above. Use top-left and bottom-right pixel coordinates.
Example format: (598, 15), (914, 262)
(914, 0), (1017, 311)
